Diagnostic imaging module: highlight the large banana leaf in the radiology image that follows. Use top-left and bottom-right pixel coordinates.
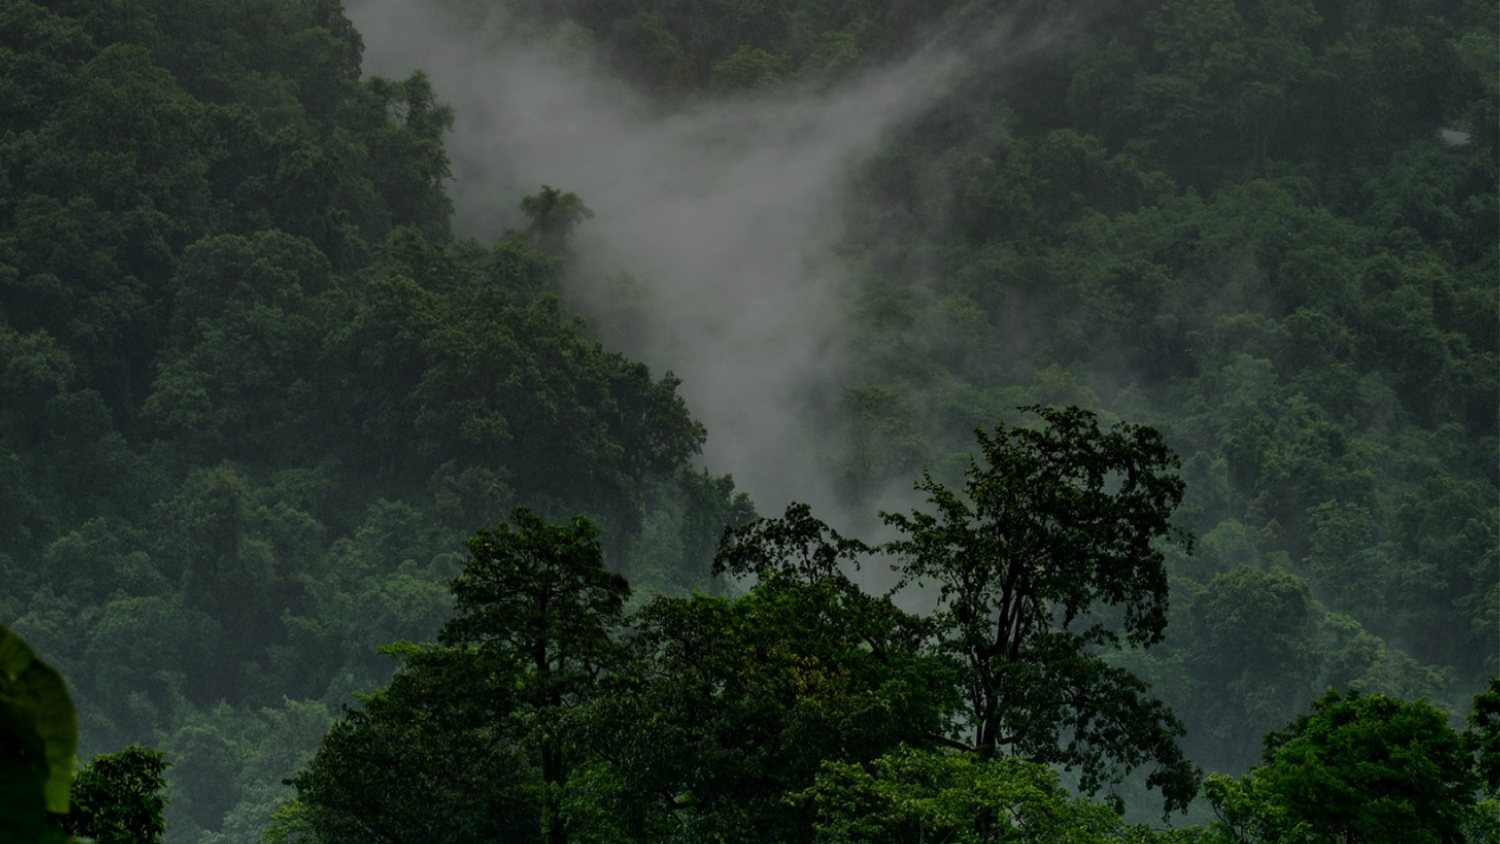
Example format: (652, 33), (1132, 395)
(0, 624), (78, 814)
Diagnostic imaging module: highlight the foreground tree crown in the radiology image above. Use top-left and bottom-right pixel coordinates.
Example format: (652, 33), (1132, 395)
(281, 405), (1200, 844)
(880, 405), (1198, 810)
(1206, 685), (1494, 844)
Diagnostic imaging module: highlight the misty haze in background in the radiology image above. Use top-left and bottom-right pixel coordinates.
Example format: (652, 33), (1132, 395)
(344, 0), (1025, 521)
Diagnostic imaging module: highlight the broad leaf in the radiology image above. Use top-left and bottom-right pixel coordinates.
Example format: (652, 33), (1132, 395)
(0, 624), (78, 814)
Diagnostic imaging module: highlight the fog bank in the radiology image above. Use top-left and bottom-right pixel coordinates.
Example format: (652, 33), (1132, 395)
(344, 0), (1022, 518)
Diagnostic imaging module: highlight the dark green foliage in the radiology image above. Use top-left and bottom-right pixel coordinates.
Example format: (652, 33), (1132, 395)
(520, 185), (595, 254)
(767, 0), (1499, 777)
(1472, 678), (1500, 799)
(441, 509), (630, 702)
(291, 430), (1197, 840)
(1172, 568), (1319, 772)
(440, 509), (629, 844)
(355, 72), (456, 241)
(146, 231), (334, 462)
(285, 513), (631, 844)
(488, 0), (952, 94)
(2, 6), (726, 839)
(884, 406), (1198, 811)
(3, 0), (1496, 839)
(291, 507), (952, 844)
(60, 745), (169, 844)
(286, 647), (541, 844)
(596, 505), (952, 842)
(588, 588), (945, 843)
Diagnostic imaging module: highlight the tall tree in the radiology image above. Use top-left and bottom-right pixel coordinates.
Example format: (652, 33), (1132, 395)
(438, 509), (630, 844)
(883, 405), (1198, 812)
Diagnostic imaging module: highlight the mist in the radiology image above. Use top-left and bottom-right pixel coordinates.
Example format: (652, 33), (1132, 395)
(343, 0), (1024, 521)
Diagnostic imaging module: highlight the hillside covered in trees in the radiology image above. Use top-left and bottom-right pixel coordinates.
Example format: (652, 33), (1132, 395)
(1, 0), (1496, 841)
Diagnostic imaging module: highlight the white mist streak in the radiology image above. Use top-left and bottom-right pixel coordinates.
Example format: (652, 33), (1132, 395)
(345, 0), (967, 515)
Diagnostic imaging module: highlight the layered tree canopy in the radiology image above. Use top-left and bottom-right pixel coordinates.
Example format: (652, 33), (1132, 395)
(1, 0), (1494, 841)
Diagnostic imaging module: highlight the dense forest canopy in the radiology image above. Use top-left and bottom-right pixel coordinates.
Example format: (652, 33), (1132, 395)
(1, 0), (1495, 841)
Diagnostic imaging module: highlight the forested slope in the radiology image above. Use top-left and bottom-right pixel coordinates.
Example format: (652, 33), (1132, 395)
(2, 0), (1496, 841)
(422, 0), (1497, 775)
(811, 0), (1500, 776)
(2, 1), (746, 839)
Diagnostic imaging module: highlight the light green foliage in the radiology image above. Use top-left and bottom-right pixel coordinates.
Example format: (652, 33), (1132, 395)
(800, 746), (1165, 844)
(0, 625), (75, 814)
(1205, 688), (1478, 844)
(0, 624), (75, 844)
(61, 745), (169, 844)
